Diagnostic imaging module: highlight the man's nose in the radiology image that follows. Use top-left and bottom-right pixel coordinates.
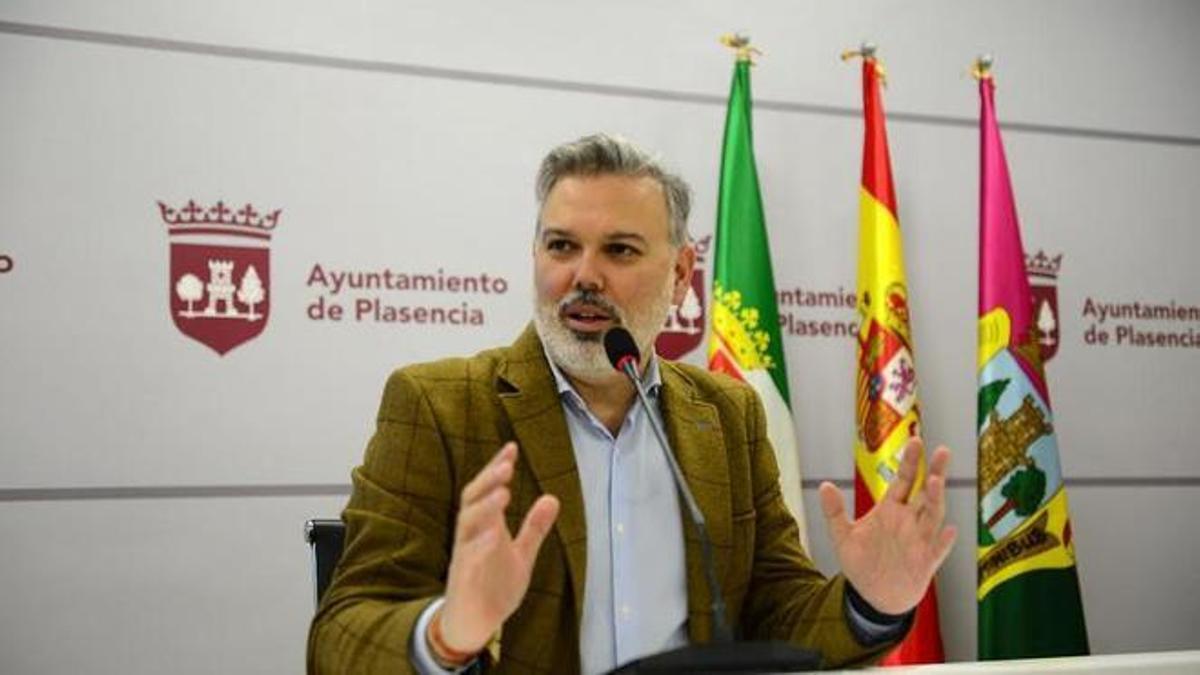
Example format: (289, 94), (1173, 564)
(572, 250), (605, 292)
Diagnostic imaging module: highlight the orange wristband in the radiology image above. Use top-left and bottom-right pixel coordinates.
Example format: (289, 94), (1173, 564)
(428, 606), (478, 668)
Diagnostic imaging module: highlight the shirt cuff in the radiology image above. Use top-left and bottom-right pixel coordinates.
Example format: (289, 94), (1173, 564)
(842, 583), (914, 647)
(409, 597), (479, 675)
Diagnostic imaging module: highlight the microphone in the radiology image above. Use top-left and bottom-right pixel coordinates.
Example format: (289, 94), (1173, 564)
(603, 327), (646, 381)
(604, 327), (732, 643)
(602, 327), (819, 674)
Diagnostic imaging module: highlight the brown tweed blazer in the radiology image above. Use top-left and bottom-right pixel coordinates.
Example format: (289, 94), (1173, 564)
(308, 325), (902, 673)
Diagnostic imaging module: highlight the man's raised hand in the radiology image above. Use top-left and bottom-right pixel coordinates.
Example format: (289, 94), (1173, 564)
(817, 438), (957, 615)
(437, 442), (560, 655)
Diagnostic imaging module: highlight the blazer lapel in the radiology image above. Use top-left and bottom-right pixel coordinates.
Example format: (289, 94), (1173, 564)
(496, 325), (588, 627)
(659, 362), (732, 644)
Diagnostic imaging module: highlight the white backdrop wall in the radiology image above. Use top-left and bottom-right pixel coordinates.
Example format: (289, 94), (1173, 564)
(2, 2), (1199, 673)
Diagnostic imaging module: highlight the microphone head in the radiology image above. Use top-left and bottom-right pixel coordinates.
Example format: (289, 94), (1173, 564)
(603, 327), (641, 372)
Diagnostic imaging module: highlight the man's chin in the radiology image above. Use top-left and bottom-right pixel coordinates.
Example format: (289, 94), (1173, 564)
(535, 325), (608, 377)
(567, 328), (604, 343)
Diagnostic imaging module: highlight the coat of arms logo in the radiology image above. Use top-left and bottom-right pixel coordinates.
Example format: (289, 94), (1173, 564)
(655, 235), (711, 359)
(1025, 250), (1062, 363)
(160, 199), (280, 355)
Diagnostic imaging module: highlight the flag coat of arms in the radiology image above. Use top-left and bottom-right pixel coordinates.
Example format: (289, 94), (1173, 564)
(849, 50), (945, 664)
(1025, 250), (1063, 364)
(161, 199), (279, 355)
(975, 65), (1089, 660)
(706, 40), (808, 545)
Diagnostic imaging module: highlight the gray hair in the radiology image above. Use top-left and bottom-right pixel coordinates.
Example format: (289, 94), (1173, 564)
(535, 133), (692, 247)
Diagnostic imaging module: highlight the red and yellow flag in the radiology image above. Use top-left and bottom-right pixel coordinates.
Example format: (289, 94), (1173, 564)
(849, 48), (945, 664)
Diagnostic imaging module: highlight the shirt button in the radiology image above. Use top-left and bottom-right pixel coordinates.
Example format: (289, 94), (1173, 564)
(620, 605), (631, 619)
(615, 522), (625, 535)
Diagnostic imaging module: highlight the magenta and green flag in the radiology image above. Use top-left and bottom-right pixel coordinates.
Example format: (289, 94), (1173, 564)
(976, 63), (1089, 660)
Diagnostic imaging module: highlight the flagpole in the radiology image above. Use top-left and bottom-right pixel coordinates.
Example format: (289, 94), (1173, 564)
(840, 41), (876, 60)
(840, 42), (887, 87)
(719, 33), (761, 64)
(971, 54), (994, 82)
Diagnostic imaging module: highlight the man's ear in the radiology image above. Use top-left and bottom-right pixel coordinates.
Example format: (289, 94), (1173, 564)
(671, 244), (697, 305)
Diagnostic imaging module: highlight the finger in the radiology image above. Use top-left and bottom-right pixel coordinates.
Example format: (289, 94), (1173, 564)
(460, 442), (518, 506)
(931, 525), (958, 570)
(927, 445), (952, 481)
(885, 437), (924, 504)
(918, 473), (946, 539)
(456, 486), (511, 545)
(907, 487), (926, 514)
(514, 494), (561, 562)
(817, 481), (852, 544)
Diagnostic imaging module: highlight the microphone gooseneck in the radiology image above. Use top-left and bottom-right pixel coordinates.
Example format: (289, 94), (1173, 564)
(602, 328), (733, 645)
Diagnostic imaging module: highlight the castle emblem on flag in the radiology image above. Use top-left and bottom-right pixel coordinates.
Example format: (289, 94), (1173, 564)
(656, 234), (711, 359)
(1025, 250), (1062, 363)
(160, 199), (280, 355)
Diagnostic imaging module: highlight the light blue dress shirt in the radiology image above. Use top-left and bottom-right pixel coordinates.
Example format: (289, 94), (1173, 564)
(547, 356), (690, 674)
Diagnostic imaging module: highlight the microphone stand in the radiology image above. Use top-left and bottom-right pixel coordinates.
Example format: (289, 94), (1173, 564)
(617, 356), (733, 643)
(609, 354), (820, 674)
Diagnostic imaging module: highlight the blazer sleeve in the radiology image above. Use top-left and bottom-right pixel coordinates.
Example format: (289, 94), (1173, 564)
(307, 369), (457, 674)
(736, 386), (906, 668)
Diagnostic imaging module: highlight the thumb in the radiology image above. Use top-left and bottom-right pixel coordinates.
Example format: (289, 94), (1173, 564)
(818, 481), (852, 544)
(514, 495), (560, 563)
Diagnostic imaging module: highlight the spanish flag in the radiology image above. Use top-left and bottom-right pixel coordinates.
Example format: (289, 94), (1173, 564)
(975, 59), (1089, 660)
(849, 47), (945, 664)
(708, 37), (808, 546)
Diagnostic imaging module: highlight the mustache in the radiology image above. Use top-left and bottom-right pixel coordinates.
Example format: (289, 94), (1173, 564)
(557, 290), (624, 324)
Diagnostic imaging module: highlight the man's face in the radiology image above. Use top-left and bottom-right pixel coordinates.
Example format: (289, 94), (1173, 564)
(533, 174), (695, 381)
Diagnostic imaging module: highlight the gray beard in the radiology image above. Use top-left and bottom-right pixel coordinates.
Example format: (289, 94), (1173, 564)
(534, 282), (674, 382)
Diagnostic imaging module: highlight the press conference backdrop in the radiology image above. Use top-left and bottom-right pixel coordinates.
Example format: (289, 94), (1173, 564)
(2, 2), (1198, 673)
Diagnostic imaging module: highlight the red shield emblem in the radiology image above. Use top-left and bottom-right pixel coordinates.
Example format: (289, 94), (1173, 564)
(656, 235), (711, 359)
(855, 319), (916, 451)
(161, 200), (280, 355)
(1025, 250), (1062, 363)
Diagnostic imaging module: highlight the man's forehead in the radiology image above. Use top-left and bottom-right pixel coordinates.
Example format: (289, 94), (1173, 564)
(539, 226), (648, 243)
(539, 174), (671, 237)
(554, 171), (659, 189)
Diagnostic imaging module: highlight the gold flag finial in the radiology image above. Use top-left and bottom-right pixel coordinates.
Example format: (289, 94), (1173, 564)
(840, 42), (886, 87)
(720, 33), (761, 64)
(971, 54), (995, 82)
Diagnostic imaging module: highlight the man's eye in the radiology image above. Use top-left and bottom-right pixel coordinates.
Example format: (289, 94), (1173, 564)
(546, 239), (576, 252)
(607, 243), (640, 258)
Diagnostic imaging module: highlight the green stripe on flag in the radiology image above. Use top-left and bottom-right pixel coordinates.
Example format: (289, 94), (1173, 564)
(979, 567), (1090, 659)
(714, 60), (789, 401)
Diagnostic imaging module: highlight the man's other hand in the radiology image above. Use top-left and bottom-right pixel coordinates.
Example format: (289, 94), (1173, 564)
(817, 438), (957, 615)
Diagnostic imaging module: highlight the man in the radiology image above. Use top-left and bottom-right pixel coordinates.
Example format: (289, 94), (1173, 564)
(308, 134), (956, 674)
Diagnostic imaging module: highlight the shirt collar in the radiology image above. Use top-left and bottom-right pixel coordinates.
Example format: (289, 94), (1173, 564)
(543, 346), (663, 404)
